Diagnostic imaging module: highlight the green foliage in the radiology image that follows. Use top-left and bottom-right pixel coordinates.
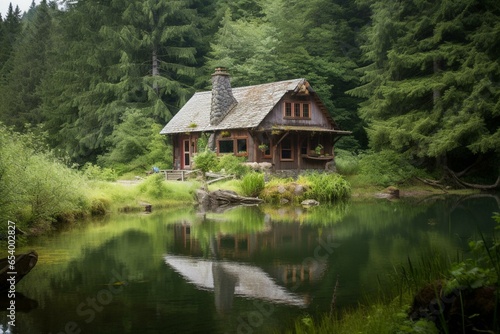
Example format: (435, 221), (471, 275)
(334, 149), (360, 175)
(215, 154), (250, 178)
(0, 124), (89, 230)
(98, 110), (171, 173)
(239, 172), (265, 197)
(445, 212), (500, 294)
(300, 172), (351, 202)
(81, 163), (118, 181)
(259, 177), (301, 204)
(193, 150), (218, 174)
(350, 0), (500, 172)
(288, 303), (438, 334)
(138, 174), (170, 200)
(0, 1), (54, 130)
(194, 150), (250, 179)
(358, 150), (421, 186)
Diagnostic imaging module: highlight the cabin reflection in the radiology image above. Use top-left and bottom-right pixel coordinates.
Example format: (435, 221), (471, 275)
(165, 254), (309, 315)
(169, 219), (329, 310)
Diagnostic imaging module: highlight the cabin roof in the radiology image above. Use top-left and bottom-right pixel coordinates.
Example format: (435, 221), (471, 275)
(160, 78), (336, 134)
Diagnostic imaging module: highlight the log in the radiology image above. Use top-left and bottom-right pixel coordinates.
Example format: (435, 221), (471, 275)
(209, 190), (263, 206)
(197, 189), (263, 212)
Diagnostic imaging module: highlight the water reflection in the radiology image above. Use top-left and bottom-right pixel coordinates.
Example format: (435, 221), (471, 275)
(165, 255), (307, 311)
(1, 194), (497, 333)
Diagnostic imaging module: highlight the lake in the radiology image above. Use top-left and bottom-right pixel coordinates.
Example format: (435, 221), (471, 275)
(2, 194), (498, 334)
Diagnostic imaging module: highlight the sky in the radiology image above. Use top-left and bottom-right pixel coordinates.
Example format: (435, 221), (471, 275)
(0, 0), (40, 18)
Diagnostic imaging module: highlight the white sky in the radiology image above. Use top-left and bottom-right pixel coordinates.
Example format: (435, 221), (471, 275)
(1, 0), (41, 18)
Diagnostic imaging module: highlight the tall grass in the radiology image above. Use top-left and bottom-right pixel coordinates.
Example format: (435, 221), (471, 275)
(239, 172), (265, 197)
(300, 172), (351, 202)
(87, 178), (199, 212)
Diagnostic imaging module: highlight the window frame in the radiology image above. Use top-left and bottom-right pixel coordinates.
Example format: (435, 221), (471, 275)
(217, 136), (248, 156)
(218, 138), (235, 154)
(261, 138), (272, 158)
(280, 137), (294, 161)
(283, 101), (312, 120)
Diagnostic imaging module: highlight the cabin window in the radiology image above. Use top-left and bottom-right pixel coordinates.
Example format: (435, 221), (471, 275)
(280, 138), (293, 161)
(217, 137), (248, 156)
(236, 138), (248, 156)
(218, 139), (234, 154)
(284, 102), (292, 117)
(303, 104), (310, 118)
(294, 103), (301, 117)
(261, 137), (272, 158)
(283, 101), (311, 119)
(300, 140), (308, 155)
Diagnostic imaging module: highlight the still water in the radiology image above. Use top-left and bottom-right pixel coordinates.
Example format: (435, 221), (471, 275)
(2, 195), (498, 333)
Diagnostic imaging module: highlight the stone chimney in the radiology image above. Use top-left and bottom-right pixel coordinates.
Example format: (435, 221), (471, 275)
(210, 67), (237, 126)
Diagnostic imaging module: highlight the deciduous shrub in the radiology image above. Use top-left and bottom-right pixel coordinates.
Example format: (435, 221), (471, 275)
(138, 173), (170, 199)
(82, 162), (118, 181)
(216, 154), (250, 178)
(193, 150), (218, 174)
(0, 124), (89, 230)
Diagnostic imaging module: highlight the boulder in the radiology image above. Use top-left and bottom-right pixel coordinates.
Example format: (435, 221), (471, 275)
(301, 199), (319, 207)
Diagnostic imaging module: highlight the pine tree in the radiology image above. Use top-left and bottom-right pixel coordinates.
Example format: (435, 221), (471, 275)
(349, 0), (500, 176)
(38, 0), (124, 163)
(0, 0), (53, 129)
(0, 4), (22, 79)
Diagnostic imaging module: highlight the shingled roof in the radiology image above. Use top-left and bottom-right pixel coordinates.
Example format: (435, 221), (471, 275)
(160, 78), (309, 135)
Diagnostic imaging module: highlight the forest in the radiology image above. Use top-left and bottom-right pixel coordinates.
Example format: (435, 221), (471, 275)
(0, 0), (498, 184)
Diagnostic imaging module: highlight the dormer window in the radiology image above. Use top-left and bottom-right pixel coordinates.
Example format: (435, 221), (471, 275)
(283, 101), (311, 119)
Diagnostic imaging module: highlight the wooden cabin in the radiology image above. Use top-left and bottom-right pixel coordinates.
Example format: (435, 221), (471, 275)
(160, 68), (351, 171)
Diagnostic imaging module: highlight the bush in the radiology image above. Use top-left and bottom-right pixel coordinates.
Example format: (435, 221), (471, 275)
(358, 150), (420, 186)
(138, 173), (170, 199)
(216, 154), (250, 178)
(0, 124), (89, 229)
(300, 172), (351, 202)
(240, 172), (265, 197)
(334, 149), (360, 175)
(82, 162), (118, 181)
(193, 150), (218, 174)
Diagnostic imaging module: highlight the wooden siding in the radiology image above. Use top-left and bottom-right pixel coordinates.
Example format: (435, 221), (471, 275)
(173, 130), (334, 171)
(259, 93), (332, 130)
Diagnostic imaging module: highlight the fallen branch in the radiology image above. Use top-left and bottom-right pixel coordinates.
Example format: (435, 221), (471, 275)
(446, 167), (500, 190)
(416, 177), (448, 192)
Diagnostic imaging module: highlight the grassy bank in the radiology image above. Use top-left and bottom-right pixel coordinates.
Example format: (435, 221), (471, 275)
(86, 175), (199, 213)
(0, 124), (199, 238)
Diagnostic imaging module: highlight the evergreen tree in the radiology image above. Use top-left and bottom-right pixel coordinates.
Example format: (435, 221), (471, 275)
(206, 9), (279, 87)
(103, 0), (199, 122)
(0, 4), (22, 78)
(0, 0), (53, 129)
(349, 0), (500, 176)
(207, 0), (369, 149)
(38, 0), (124, 163)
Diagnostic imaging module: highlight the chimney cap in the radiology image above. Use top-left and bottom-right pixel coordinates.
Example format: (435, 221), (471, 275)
(212, 67), (230, 76)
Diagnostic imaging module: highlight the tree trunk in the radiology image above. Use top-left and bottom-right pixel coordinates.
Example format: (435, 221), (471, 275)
(152, 48), (160, 95)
